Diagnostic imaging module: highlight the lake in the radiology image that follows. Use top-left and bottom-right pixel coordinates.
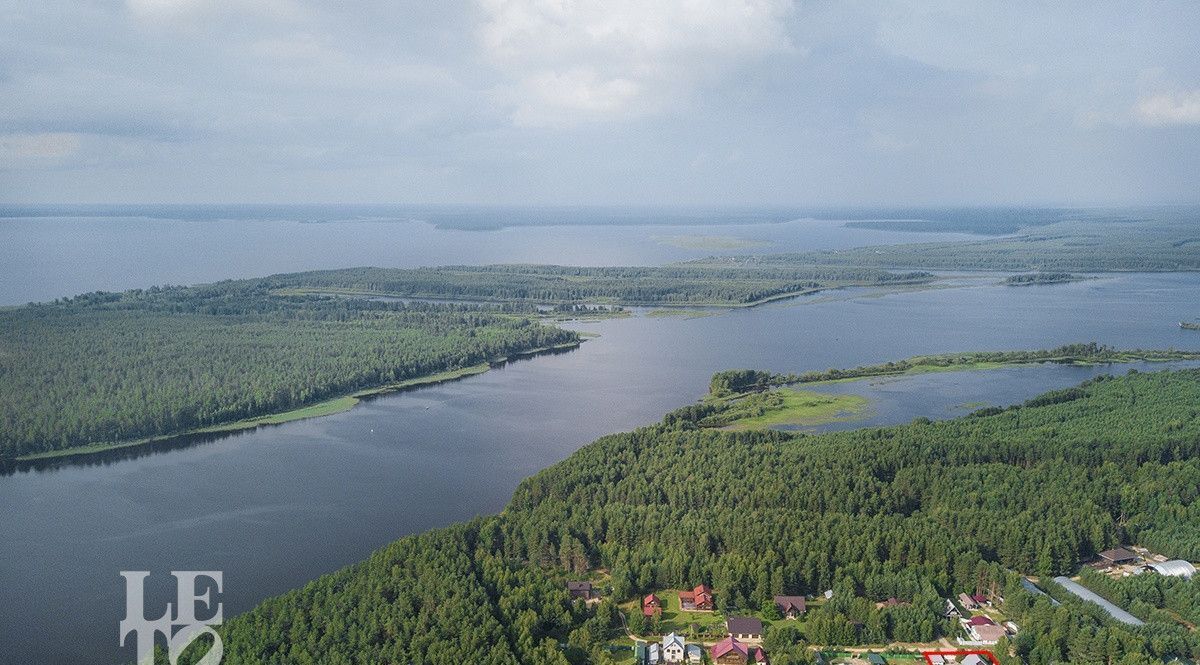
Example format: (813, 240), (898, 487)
(1, 212), (1198, 663)
(0, 205), (983, 306)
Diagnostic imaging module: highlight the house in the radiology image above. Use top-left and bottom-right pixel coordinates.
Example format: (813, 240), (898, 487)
(680, 584), (715, 611)
(634, 642), (648, 665)
(648, 643), (661, 665)
(567, 581), (592, 600)
(876, 597), (910, 609)
(958, 592), (978, 610)
(971, 624), (1007, 643)
(962, 655), (990, 665)
(928, 656), (947, 665)
(727, 616), (764, 641)
(711, 636), (750, 665)
(685, 644), (703, 663)
(972, 593), (988, 607)
(643, 593), (663, 617)
(773, 595), (807, 619)
(750, 646), (769, 664)
(943, 598), (961, 617)
(964, 615), (1006, 643)
(866, 654), (887, 665)
(1097, 547), (1139, 565)
(661, 633), (686, 663)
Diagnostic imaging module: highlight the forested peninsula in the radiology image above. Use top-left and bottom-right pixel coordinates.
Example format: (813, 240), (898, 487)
(264, 264), (935, 306)
(0, 282), (577, 461)
(706, 343), (1200, 395)
(173, 368), (1200, 665)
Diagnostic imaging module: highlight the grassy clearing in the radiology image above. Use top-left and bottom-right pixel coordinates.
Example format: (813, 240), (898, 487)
(644, 309), (720, 319)
(722, 389), (869, 430)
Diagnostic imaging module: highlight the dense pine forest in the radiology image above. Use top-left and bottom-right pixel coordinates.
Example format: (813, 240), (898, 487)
(177, 368), (1200, 665)
(0, 282), (576, 459)
(262, 265), (934, 305)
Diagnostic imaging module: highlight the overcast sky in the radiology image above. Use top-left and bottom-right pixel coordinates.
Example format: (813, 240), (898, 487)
(2, 1), (1199, 205)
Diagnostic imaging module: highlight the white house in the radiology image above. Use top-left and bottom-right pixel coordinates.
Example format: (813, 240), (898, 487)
(662, 633), (686, 663)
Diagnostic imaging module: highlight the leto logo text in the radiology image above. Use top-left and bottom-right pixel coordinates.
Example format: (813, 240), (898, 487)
(120, 571), (224, 665)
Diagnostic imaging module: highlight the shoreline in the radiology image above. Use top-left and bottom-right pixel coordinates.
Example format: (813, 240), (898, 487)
(13, 340), (583, 464)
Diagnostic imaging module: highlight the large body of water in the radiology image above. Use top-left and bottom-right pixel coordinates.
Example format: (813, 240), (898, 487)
(2, 210), (1198, 664)
(0, 206), (984, 306)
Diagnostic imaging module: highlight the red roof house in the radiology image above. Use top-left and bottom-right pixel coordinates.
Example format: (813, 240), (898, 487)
(750, 646), (769, 664)
(711, 636), (750, 665)
(966, 615), (996, 627)
(679, 584), (714, 611)
(643, 593), (662, 617)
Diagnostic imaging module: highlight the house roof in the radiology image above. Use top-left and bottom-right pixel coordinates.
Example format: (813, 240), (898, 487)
(663, 633), (685, 650)
(961, 656), (989, 665)
(774, 595), (806, 612)
(967, 615), (996, 626)
(711, 636), (748, 659)
(972, 593), (987, 603)
(751, 646), (769, 663)
(1098, 547), (1138, 562)
(644, 593), (660, 605)
(972, 624), (1007, 642)
(866, 654), (886, 665)
(727, 616), (764, 635)
(567, 581), (591, 590)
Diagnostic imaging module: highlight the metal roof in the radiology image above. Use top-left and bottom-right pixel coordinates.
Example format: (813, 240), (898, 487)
(1146, 560), (1197, 578)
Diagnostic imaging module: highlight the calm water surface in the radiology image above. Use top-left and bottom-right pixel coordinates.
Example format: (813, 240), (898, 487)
(0, 210), (980, 305)
(1, 239), (1198, 662)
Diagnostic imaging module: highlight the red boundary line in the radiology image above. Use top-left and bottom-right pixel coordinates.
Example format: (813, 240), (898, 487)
(920, 650), (1000, 665)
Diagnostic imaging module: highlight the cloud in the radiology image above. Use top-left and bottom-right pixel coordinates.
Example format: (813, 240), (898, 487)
(478, 0), (795, 126)
(0, 133), (82, 164)
(1134, 90), (1200, 126)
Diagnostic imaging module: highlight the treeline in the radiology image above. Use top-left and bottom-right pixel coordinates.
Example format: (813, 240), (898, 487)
(0, 283), (576, 459)
(1077, 567), (1200, 628)
(688, 212), (1200, 272)
(261, 265), (934, 306)
(188, 369), (1200, 664)
(1003, 272), (1083, 286)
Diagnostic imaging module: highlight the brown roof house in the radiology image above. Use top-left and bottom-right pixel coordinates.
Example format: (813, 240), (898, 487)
(773, 595), (806, 619)
(1098, 547), (1138, 565)
(727, 616), (764, 641)
(567, 581), (592, 600)
(679, 584), (714, 611)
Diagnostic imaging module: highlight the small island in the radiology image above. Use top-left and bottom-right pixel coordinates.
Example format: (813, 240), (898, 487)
(1181, 321), (1200, 331)
(1003, 272), (1087, 286)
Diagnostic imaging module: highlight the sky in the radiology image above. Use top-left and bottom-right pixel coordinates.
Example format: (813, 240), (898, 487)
(2, 0), (1200, 206)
